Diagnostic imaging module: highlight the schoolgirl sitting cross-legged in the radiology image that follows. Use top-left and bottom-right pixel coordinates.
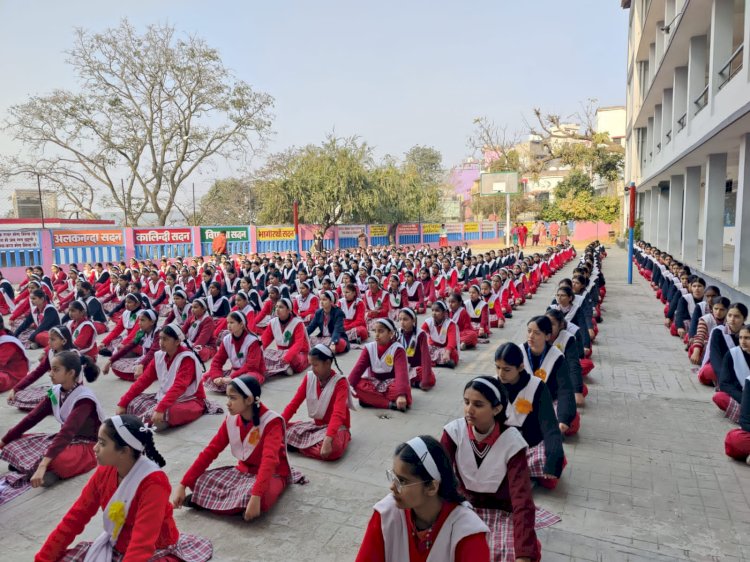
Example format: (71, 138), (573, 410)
(495, 342), (565, 491)
(714, 324), (750, 424)
(441, 376), (560, 562)
(172, 376), (305, 520)
(398, 308), (435, 391)
(36, 415), (213, 562)
(203, 311), (266, 393)
(356, 435), (490, 562)
(348, 318), (412, 412)
(0, 351), (103, 500)
(116, 323), (221, 430)
(283, 344), (355, 461)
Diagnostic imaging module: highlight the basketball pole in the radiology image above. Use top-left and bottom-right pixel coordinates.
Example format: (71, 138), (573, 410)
(505, 192), (510, 247)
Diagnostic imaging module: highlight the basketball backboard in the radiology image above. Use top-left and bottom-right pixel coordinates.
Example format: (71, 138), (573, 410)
(479, 171), (519, 196)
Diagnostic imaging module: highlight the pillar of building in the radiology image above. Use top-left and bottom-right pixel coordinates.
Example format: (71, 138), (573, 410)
(657, 186), (670, 249)
(667, 175), (684, 257)
(734, 135), (750, 287)
(708, 0), (734, 99)
(643, 188), (653, 243)
(687, 36), (707, 121)
(682, 166), (701, 263)
(701, 153), (727, 272)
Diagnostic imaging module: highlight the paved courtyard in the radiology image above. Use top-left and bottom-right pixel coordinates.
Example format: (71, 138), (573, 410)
(2, 245), (750, 561)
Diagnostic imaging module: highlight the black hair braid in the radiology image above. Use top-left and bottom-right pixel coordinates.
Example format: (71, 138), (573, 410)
(80, 354), (101, 383)
(141, 432), (167, 467)
(182, 339), (206, 373)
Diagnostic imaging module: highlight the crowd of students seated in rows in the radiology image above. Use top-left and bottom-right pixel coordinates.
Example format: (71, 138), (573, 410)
(634, 242), (750, 465)
(0, 239), (609, 561)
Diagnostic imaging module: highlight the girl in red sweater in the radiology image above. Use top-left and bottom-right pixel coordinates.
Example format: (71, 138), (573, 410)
(64, 300), (98, 360)
(116, 323), (218, 430)
(180, 297), (216, 363)
(403, 270), (426, 314)
(8, 326), (76, 411)
(1, 351), (103, 503)
(340, 283), (369, 344)
(398, 309), (434, 391)
(203, 311), (266, 392)
(421, 302), (460, 369)
(365, 276), (390, 332)
(293, 281), (319, 325)
(441, 376), (560, 562)
(0, 315), (29, 393)
(171, 375), (304, 520)
(283, 344), (354, 461)
(465, 284), (491, 342)
(99, 293), (143, 357)
(386, 274), (408, 322)
(481, 280), (505, 329)
(356, 435), (490, 562)
(36, 414), (212, 561)
(348, 318), (411, 412)
(261, 297), (310, 377)
(102, 309), (160, 382)
(447, 293), (479, 350)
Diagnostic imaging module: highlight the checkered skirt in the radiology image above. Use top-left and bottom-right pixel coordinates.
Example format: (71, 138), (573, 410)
(309, 336), (331, 347)
(427, 345), (452, 365)
(191, 465), (306, 512)
(726, 397), (741, 424)
(203, 370), (231, 394)
(0, 472), (32, 507)
(125, 393), (223, 422)
(0, 433), (94, 474)
(103, 335), (124, 354)
(526, 442), (547, 479)
(474, 507), (561, 562)
(17, 328), (35, 349)
(263, 348), (289, 375)
(60, 533), (213, 562)
(7, 386), (49, 411)
(286, 421), (329, 450)
(111, 356), (141, 377)
(345, 328), (360, 342)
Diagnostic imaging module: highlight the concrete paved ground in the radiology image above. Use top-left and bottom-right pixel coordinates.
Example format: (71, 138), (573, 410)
(2, 245), (750, 561)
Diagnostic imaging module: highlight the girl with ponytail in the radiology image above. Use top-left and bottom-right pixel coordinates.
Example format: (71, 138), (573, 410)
(0, 315), (29, 393)
(8, 325), (75, 411)
(356, 435), (490, 561)
(0, 351), (105, 500)
(116, 322), (222, 430)
(64, 299), (99, 360)
(173, 375), (304, 521)
(36, 414), (213, 561)
(99, 293), (143, 357)
(421, 301), (460, 369)
(282, 344), (355, 461)
(103, 309), (161, 382)
(203, 311), (266, 393)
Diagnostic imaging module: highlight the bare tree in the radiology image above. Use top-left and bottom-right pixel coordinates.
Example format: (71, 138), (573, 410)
(1, 19), (274, 225)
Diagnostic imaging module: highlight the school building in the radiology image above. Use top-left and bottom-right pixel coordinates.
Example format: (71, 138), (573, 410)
(622, 0), (750, 294)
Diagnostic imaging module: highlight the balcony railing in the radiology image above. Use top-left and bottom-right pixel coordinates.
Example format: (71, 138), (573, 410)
(719, 44), (744, 90)
(694, 84), (709, 114)
(665, 130), (672, 145)
(677, 113), (686, 132)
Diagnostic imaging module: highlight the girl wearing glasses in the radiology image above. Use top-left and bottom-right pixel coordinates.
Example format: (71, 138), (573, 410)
(441, 376), (560, 562)
(356, 435), (490, 561)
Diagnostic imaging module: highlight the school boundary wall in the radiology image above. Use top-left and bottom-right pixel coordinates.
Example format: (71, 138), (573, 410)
(0, 221), (614, 283)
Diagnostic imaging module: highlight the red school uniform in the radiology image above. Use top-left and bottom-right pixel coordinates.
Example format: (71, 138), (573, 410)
(35, 466), (180, 562)
(181, 404), (291, 513)
(347, 342), (412, 409)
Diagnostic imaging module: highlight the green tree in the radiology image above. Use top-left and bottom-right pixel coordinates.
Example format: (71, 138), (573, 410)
(1, 20), (273, 225)
(553, 170), (594, 200)
(254, 135), (374, 236)
(191, 178), (259, 226)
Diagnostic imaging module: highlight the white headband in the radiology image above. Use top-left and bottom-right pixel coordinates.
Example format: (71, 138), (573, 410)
(165, 322), (185, 342)
(111, 415), (144, 451)
(232, 377), (254, 400)
(406, 437), (441, 482)
(472, 377), (502, 402)
(312, 343), (334, 358)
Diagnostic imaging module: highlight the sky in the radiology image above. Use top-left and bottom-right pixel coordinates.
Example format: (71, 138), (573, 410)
(0, 0), (629, 201)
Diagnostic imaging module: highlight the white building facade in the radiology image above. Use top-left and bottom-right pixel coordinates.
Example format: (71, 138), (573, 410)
(623, 0), (750, 291)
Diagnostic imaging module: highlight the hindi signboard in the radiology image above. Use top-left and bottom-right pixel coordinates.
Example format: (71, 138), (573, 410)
(256, 226), (296, 241)
(133, 228), (192, 245)
(200, 227), (249, 243)
(0, 230), (39, 249)
(52, 230), (123, 247)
